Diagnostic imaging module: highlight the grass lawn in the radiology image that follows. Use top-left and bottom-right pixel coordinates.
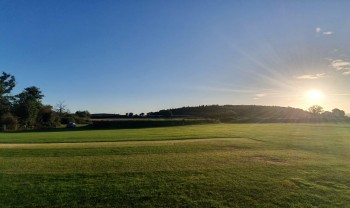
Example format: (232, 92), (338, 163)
(1, 123), (350, 207)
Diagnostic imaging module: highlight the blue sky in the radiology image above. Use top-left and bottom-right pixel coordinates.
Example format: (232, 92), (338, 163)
(1, 0), (350, 114)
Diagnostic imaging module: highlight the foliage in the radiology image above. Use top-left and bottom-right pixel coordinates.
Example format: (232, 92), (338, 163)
(331, 108), (345, 117)
(36, 105), (60, 128)
(0, 71), (349, 131)
(14, 86), (44, 128)
(0, 72), (61, 130)
(0, 72), (93, 128)
(95, 105), (348, 123)
(150, 105), (319, 122)
(0, 97), (12, 116)
(155, 110), (173, 118)
(60, 116), (75, 125)
(75, 110), (90, 118)
(0, 72), (16, 115)
(17, 86), (44, 100)
(308, 105), (323, 114)
(0, 72), (56, 130)
(55, 101), (68, 116)
(73, 110), (91, 124)
(0, 112), (18, 130)
(0, 72), (16, 96)
(92, 118), (218, 129)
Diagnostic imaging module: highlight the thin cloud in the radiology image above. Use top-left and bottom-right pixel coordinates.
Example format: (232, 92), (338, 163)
(255, 93), (267, 97)
(253, 93), (267, 100)
(342, 70), (350, 75)
(331, 59), (350, 71)
(315, 27), (333, 35)
(323, 31), (333, 35)
(296, 73), (325, 80)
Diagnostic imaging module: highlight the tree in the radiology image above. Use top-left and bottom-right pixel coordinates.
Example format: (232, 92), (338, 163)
(75, 110), (90, 118)
(74, 110), (91, 124)
(0, 72), (16, 115)
(332, 108), (345, 117)
(161, 110), (173, 118)
(36, 105), (60, 128)
(0, 72), (16, 96)
(308, 105), (324, 115)
(14, 86), (44, 128)
(321, 111), (333, 118)
(55, 101), (68, 116)
(1, 113), (18, 131)
(55, 101), (74, 124)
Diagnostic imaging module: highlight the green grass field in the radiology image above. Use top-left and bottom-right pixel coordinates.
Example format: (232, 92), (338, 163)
(1, 124), (350, 207)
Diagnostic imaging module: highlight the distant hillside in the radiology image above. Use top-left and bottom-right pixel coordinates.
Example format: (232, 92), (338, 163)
(148, 105), (349, 123)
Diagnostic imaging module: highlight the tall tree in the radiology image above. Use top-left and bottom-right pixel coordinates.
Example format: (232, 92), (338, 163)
(55, 101), (68, 116)
(0, 72), (16, 115)
(0, 72), (16, 95)
(14, 86), (44, 128)
(332, 108), (345, 117)
(308, 105), (324, 115)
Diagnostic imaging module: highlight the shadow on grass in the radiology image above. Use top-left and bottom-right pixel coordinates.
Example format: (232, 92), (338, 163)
(3, 119), (221, 133)
(4, 123), (219, 134)
(5, 125), (94, 133)
(3, 124), (191, 133)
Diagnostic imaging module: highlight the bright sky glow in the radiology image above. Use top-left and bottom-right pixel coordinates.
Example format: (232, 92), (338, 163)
(305, 90), (324, 103)
(1, 0), (349, 114)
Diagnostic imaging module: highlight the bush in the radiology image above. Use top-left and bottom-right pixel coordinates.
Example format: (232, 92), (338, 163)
(1, 113), (18, 131)
(92, 119), (219, 129)
(72, 115), (91, 124)
(61, 116), (75, 125)
(36, 106), (60, 128)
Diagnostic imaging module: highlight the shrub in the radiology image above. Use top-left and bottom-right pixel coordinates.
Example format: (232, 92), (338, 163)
(36, 106), (60, 128)
(1, 113), (18, 131)
(61, 116), (75, 125)
(92, 119), (219, 129)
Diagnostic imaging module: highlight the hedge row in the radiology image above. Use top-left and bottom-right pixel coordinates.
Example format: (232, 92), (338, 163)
(92, 119), (219, 129)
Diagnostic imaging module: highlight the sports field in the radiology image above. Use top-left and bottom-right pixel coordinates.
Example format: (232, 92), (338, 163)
(1, 124), (349, 207)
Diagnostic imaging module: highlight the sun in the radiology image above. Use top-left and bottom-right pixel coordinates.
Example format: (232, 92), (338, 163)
(305, 90), (324, 102)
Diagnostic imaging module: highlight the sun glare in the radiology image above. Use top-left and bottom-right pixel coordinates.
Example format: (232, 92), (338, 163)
(305, 90), (324, 102)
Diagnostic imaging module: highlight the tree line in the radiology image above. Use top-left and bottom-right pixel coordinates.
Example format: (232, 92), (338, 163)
(148, 105), (349, 123)
(91, 105), (348, 123)
(2, 71), (348, 130)
(0, 72), (90, 130)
